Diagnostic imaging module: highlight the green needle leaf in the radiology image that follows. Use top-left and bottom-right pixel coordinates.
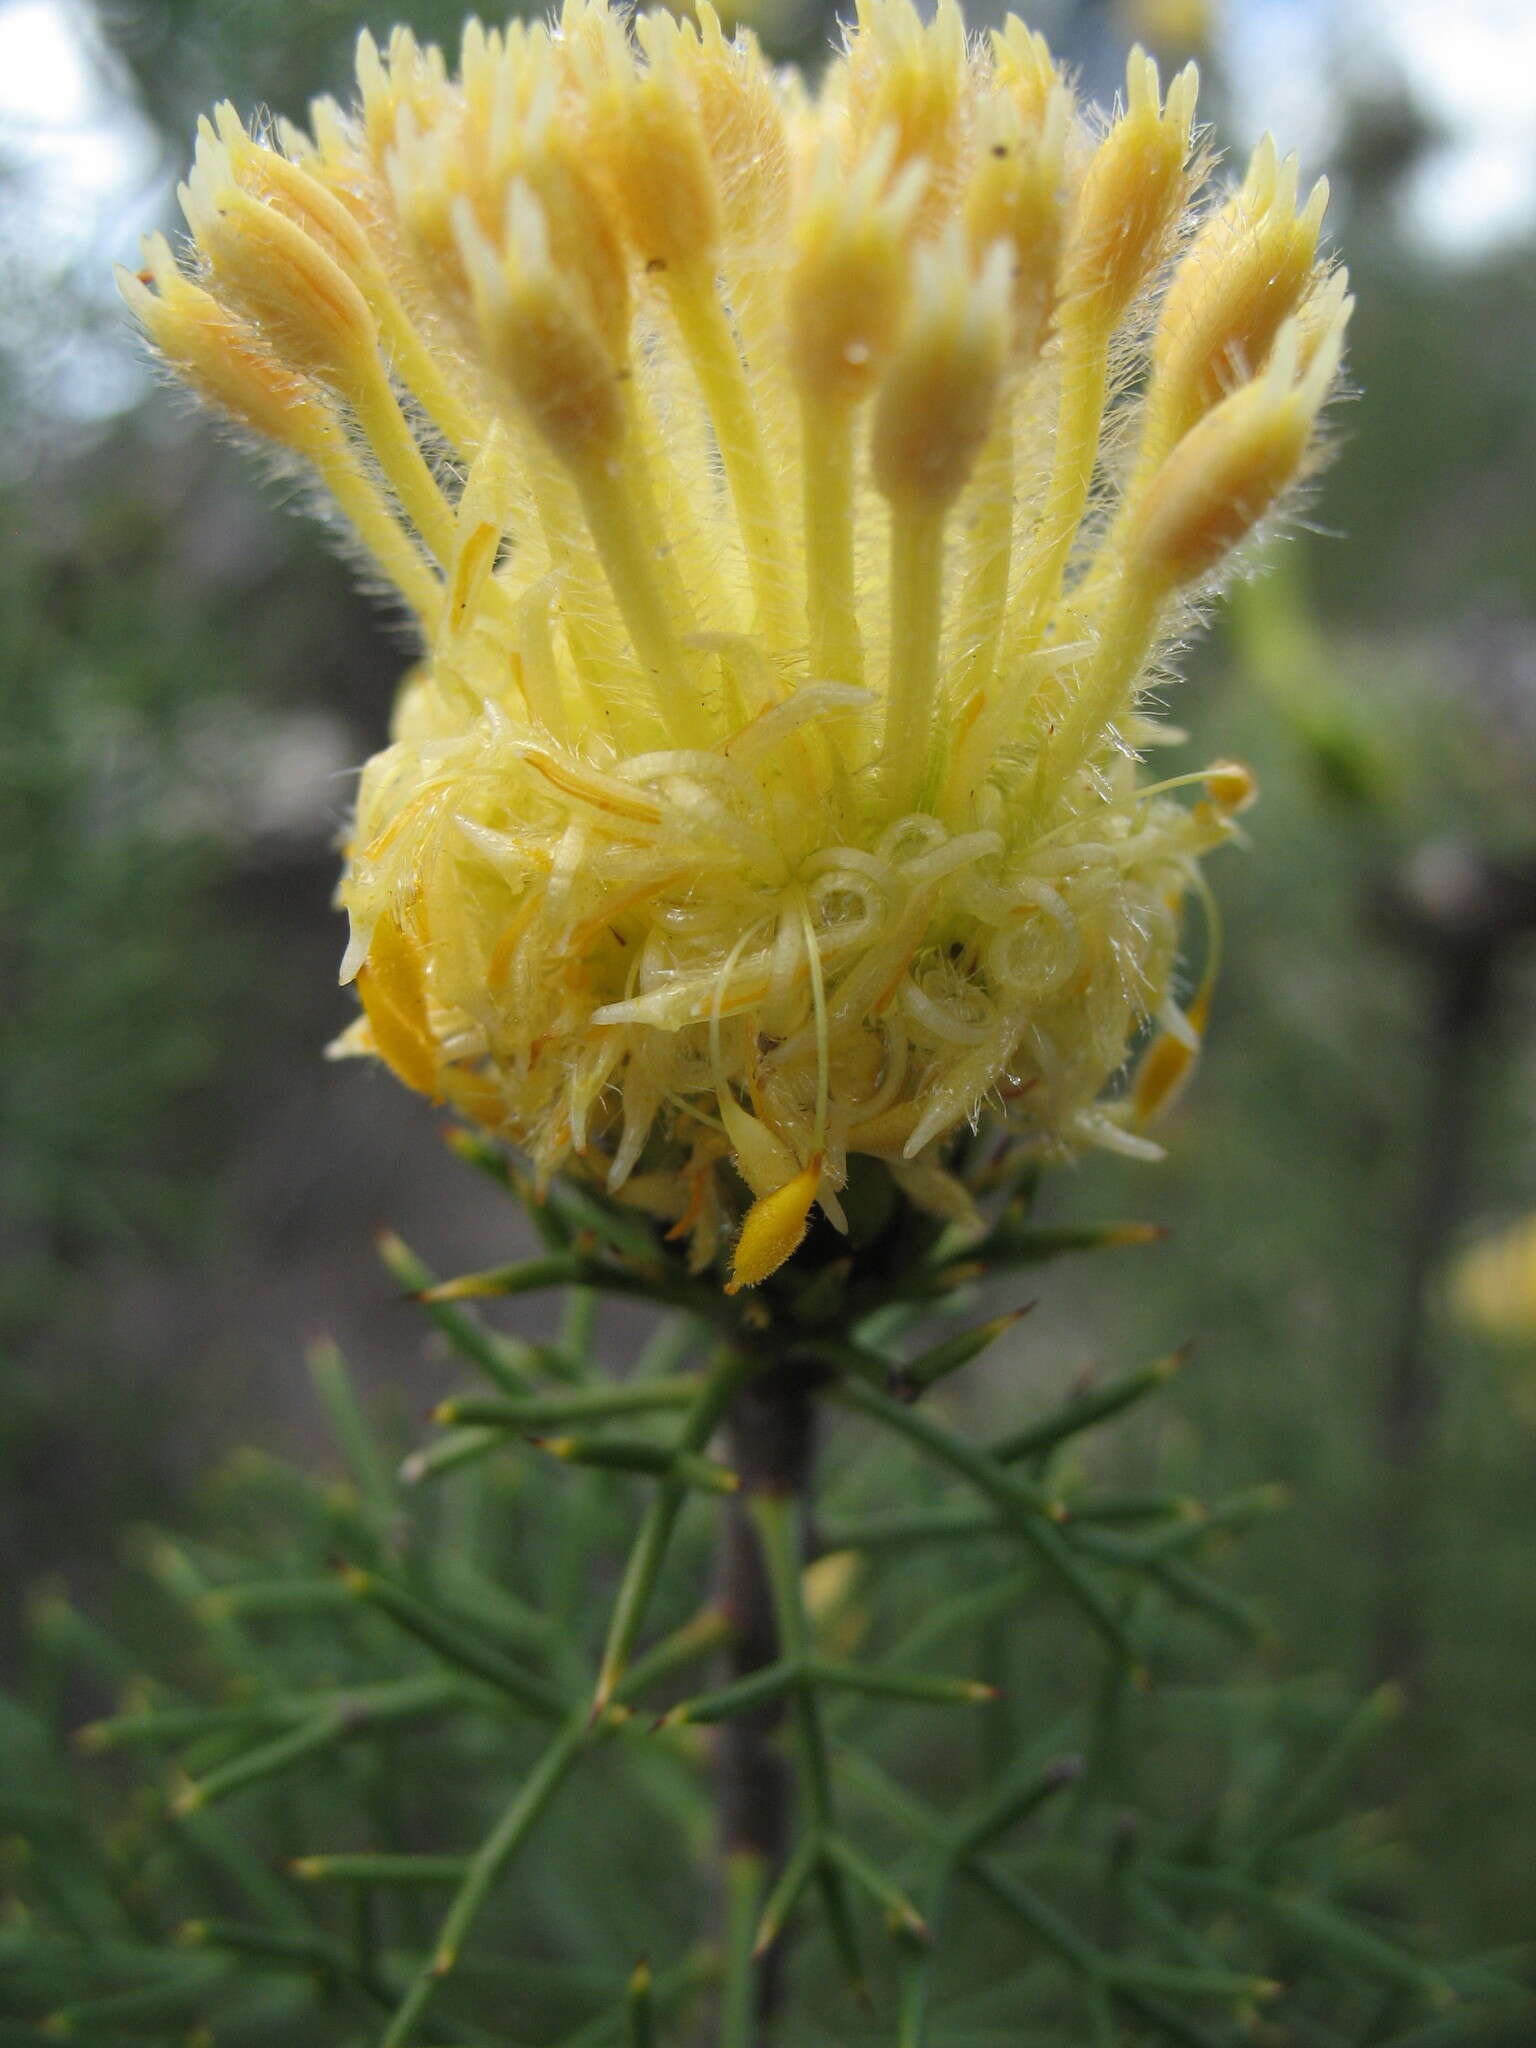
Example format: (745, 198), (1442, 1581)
(991, 1346), (1190, 1464)
(379, 1230), (555, 1392)
(434, 1377), (704, 1432)
(340, 1569), (566, 1720)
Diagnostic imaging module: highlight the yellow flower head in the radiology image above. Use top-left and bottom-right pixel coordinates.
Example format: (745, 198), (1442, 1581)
(120, 0), (1348, 1288)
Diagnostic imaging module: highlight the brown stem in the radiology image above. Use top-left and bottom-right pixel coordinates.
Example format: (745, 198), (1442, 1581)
(712, 1362), (817, 2044)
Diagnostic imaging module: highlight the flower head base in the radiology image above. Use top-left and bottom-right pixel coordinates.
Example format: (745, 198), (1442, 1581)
(122, 0), (1348, 1287)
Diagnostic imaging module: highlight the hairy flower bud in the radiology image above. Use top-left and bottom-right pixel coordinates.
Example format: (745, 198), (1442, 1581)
(872, 238), (1011, 506)
(787, 139), (921, 406)
(118, 234), (333, 450)
(179, 163), (380, 396)
(588, 16), (723, 274)
(1142, 133), (1331, 466)
(457, 183), (626, 460)
(1129, 309), (1348, 591)
(1059, 50), (1199, 322)
(965, 82), (1072, 361)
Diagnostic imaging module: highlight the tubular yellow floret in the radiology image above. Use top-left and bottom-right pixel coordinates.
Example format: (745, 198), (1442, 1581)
(991, 18), (1061, 128)
(872, 238), (1012, 507)
(133, 0), (1348, 1289)
(456, 182), (626, 461)
(593, 15), (723, 274)
(965, 81), (1072, 361)
(841, 0), (972, 222)
(675, 4), (789, 253)
(118, 236), (331, 451)
(875, 237), (1012, 814)
(1140, 134), (1330, 470)
(1059, 49), (1200, 321)
(786, 136), (921, 407)
(187, 191), (377, 396)
(1129, 305), (1348, 592)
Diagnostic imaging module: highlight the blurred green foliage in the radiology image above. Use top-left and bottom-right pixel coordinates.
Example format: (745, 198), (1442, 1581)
(5, 1203), (1530, 2044)
(0, 0), (1532, 2005)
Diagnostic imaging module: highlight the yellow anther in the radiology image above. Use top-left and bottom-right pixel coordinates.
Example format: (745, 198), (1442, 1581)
(1205, 759), (1258, 813)
(727, 1155), (823, 1292)
(356, 913), (443, 1101)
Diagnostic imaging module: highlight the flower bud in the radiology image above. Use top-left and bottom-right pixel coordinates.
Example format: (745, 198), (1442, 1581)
(671, 4), (790, 255)
(1059, 49), (1199, 322)
(179, 159), (380, 395)
(382, 33), (630, 372)
(584, 15), (723, 275)
(842, 0), (971, 226)
(991, 17), (1063, 130)
(1147, 134), (1330, 453)
(354, 26), (451, 170)
(871, 238), (1012, 505)
(1128, 307), (1347, 591)
(786, 137), (922, 406)
(457, 182), (626, 460)
(204, 103), (379, 294)
(118, 234), (332, 451)
(965, 83), (1072, 360)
